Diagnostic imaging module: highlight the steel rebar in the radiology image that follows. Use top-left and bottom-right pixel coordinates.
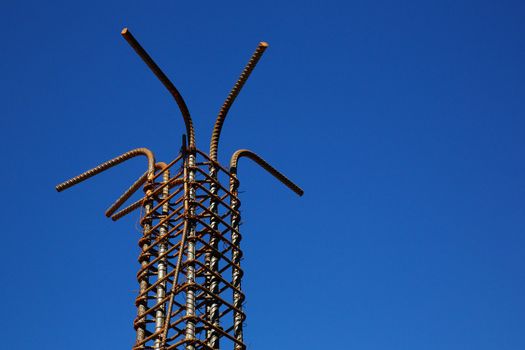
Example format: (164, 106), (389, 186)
(229, 175), (244, 350)
(209, 42), (268, 161)
(56, 148), (155, 192)
(185, 152), (197, 350)
(56, 30), (304, 350)
(229, 149), (304, 196)
(154, 169), (170, 350)
(106, 162), (167, 218)
(135, 185), (154, 347)
(207, 163), (220, 349)
(121, 28), (196, 149)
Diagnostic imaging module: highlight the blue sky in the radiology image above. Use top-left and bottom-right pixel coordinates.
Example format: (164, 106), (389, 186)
(1, 1), (524, 349)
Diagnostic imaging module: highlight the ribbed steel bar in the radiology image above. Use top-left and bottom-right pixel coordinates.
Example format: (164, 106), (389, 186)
(111, 197), (144, 221)
(121, 28), (196, 149)
(209, 42), (268, 161)
(56, 148), (155, 192)
(227, 150), (303, 349)
(160, 218), (189, 346)
(230, 149), (304, 196)
(228, 175), (244, 350)
(135, 183), (154, 347)
(185, 152), (197, 350)
(154, 169), (170, 350)
(207, 162), (221, 349)
(110, 174), (184, 222)
(208, 41), (270, 341)
(106, 162), (167, 218)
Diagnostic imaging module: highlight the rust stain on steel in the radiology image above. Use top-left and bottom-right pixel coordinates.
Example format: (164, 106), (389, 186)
(56, 27), (303, 350)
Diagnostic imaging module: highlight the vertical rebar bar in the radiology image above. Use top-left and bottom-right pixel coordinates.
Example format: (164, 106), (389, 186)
(207, 164), (221, 349)
(229, 176), (244, 349)
(135, 184), (154, 348)
(154, 169), (170, 350)
(185, 152), (197, 350)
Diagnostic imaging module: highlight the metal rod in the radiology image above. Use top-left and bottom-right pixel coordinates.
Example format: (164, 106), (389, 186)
(121, 28), (196, 149)
(209, 42), (268, 161)
(111, 177), (184, 222)
(208, 42), (272, 343)
(110, 197), (144, 221)
(207, 163), (220, 349)
(229, 175), (244, 350)
(135, 184), (154, 347)
(154, 169), (170, 350)
(184, 152), (197, 350)
(106, 162), (167, 218)
(160, 214), (189, 347)
(55, 148), (155, 192)
(230, 149), (304, 196)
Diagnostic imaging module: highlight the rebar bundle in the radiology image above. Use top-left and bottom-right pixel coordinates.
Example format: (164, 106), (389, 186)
(56, 28), (303, 350)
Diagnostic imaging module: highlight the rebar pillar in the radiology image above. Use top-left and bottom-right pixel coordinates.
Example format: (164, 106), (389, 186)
(55, 28), (303, 350)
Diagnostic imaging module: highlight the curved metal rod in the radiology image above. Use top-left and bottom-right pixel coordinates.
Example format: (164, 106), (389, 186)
(121, 28), (196, 149)
(209, 42), (268, 161)
(55, 148), (155, 192)
(230, 149), (303, 196)
(111, 197), (144, 222)
(105, 162), (167, 218)
(111, 177), (185, 222)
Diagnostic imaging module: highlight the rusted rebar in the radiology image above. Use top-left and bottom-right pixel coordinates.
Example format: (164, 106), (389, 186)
(184, 151), (197, 350)
(207, 162), (221, 349)
(56, 148), (155, 192)
(135, 183), (154, 346)
(230, 149), (304, 196)
(228, 149), (302, 349)
(106, 162), (167, 218)
(56, 30), (303, 350)
(154, 169), (170, 350)
(207, 45), (268, 345)
(228, 175), (244, 350)
(121, 28), (196, 149)
(209, 42), (268, 162)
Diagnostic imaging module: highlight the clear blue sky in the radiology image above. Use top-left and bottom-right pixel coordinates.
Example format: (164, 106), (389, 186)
(1, 1), (524, 349)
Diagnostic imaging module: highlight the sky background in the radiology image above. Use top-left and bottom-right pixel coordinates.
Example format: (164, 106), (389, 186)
(1, 1), (524, 349)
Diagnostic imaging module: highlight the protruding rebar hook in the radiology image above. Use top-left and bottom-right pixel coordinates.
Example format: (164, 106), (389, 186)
(121, 28), (196, 149)
(230, 149), (303, 196)
(55, 148), (155, 192)
(210, 42), (269, 161)
(105, 162), (167, 218)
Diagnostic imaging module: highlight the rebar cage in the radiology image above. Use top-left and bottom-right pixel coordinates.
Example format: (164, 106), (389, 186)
(134, 150), (247, 350)
(56, 27), (303, 350)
